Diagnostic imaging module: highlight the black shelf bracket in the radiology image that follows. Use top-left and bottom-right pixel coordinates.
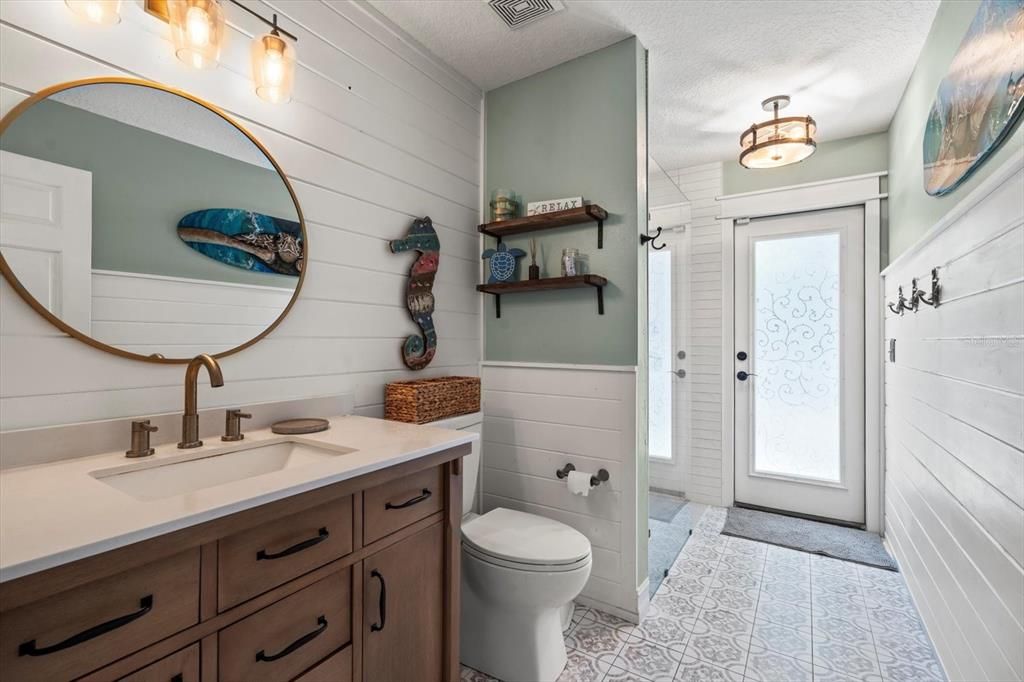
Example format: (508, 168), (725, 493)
(597, 286), (604, 315)
(597, 219), (604, 249)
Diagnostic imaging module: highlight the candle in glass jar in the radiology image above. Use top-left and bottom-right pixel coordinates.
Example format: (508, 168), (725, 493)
(561, 248), (580, 277)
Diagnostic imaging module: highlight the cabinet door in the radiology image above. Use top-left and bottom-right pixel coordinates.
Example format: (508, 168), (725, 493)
(362, 523), (443, 682)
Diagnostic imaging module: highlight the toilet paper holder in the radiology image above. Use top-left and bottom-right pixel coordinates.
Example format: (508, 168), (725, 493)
(556, 463), (610, 487)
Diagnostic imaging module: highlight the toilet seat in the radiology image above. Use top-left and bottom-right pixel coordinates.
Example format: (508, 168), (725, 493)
(462, 508), (591, 572)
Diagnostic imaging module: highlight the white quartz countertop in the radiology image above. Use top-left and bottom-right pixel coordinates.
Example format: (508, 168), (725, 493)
(0, 416), (476, 582)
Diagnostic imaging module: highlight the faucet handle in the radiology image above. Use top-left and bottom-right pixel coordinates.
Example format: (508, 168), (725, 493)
(222, 409), (252, 442)
(126, 420), (158, 458)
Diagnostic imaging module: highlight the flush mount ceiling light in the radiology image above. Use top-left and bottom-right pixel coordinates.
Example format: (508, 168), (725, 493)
(64, 0), (121, 25)
(739, 95), (817, 169)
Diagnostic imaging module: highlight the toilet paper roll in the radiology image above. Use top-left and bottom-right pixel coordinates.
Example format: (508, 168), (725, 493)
(567, 469), (592, 497)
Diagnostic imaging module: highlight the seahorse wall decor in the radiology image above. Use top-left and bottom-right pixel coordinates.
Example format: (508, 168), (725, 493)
(389, 216), (440, 370)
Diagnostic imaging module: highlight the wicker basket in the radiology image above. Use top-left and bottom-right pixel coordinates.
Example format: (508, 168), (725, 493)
(385, 376), (481, 424)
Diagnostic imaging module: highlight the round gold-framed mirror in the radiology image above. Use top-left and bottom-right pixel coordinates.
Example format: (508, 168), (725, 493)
(0, 77), (306, 363)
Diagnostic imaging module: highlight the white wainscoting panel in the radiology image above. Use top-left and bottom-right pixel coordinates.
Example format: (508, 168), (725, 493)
(0, 1), (482, 439)
(661, 162), (724, 504)
(89, 270), (293, 352)
(480, 362), (640, 618)
(882, 157), (1024, 682)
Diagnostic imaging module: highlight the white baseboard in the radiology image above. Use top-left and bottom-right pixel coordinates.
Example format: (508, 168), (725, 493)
(575, 594), (640, 625)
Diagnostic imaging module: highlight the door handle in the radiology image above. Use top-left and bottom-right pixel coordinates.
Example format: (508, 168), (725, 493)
(674, 369), (686, 378)
(370, 570), (386, 632)
(736, 371), (756, 381)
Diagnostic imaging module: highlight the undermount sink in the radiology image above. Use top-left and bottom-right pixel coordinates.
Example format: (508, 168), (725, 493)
(90, 440), (356, 501)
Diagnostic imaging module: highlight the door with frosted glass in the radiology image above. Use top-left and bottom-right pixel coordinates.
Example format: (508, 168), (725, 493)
(734, 206), (865, 524)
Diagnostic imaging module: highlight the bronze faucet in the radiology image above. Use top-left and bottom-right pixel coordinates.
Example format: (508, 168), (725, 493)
(178, 353), (224, 449)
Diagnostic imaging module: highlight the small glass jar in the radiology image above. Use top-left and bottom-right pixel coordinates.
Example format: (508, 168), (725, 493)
(561, 248), (580, 277)
(490, 189), (519, 222)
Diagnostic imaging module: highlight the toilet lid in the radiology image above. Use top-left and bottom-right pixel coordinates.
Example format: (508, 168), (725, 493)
(462, 508), (591, 566)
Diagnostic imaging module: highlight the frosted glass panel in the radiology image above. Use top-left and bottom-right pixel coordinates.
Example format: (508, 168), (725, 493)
(648, 250), (672, 460)
(753, 233), (841, 482)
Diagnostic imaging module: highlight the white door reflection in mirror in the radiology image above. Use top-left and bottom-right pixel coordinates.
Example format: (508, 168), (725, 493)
(0, 150), (92, 333)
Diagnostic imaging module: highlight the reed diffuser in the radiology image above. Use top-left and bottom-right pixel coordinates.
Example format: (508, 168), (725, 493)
(528, 239), (540, 280)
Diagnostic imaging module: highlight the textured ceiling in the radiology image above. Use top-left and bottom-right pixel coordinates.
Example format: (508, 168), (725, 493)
(367, 0), (940, 170)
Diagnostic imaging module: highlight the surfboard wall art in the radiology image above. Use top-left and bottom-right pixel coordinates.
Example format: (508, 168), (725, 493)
(923, 0), (1024, 196)
(177, 208), (303, 276)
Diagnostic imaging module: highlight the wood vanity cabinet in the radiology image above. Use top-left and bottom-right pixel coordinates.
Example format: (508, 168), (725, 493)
(0, 444), (468, 682)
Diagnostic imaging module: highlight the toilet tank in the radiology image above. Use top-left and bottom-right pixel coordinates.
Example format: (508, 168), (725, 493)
(427, 411), (482, 517)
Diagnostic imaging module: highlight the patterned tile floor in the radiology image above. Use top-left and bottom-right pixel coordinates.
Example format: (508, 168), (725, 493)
(462, 506), (946, 682)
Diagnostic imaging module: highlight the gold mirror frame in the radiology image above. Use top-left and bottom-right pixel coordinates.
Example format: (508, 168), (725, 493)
(0, 77), (307, 364)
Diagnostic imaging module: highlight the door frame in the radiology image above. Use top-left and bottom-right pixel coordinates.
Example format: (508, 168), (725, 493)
(717, 172), (886, 533)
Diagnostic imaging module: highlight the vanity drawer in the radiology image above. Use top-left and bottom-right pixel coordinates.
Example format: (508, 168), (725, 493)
(218, 568), (351, 682)
(363, 465), (444, 544)
(218, 495), (353, 611)
(294, 645), (352, 682)
(118, 643), (200, 682)
(0, 549), (200, 682)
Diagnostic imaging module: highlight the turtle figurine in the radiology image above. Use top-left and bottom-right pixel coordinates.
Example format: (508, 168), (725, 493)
(482, 242), (527, 283)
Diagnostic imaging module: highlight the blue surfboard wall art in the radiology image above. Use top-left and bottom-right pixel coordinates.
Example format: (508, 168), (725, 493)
(177, 208), (303, 276)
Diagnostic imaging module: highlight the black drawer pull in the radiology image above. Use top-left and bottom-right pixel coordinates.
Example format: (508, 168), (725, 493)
(385, 488), (431, 510)
(255, 615), (327, 663)
(170, 675), (183, 682)
(18, 595), (153, 657)
(370, 570), (386, 632)
(256, 527), (329, 561)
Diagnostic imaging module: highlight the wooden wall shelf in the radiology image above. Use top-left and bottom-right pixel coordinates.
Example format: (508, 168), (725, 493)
(476, 275), (608, 318)
(478, 205), (608, 248)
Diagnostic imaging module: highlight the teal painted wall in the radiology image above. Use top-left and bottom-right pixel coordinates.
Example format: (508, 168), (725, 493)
(723, 131), (889, 195)
(888, 0), (1024, 262)
(484, 38), (644, 365)
(1, 99), (298, 287)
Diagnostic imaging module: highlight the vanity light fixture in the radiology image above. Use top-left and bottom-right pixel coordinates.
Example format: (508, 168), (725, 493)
(147, 0), (299, 103)
(739, 95), (817, 169)
(245, 11), (299, 104)
(167, 0), (226, 69)
(64, 0), (121, 25)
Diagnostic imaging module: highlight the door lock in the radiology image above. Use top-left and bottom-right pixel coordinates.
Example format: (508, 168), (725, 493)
(736, 351), (748, 361)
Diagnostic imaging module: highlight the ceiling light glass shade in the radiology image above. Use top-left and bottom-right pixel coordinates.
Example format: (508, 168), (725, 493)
(251, 32), (296, 104)
(739, 96), (817, 169)
(168, 0), (226, 69)
(64, 0), (121, 25)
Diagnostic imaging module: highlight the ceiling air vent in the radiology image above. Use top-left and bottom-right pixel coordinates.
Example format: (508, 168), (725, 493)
(488, 0), (565, 29)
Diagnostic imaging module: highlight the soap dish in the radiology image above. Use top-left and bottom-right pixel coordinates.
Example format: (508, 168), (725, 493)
(272, 418), (330, 435)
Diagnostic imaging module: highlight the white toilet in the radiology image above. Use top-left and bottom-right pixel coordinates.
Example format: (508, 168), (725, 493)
(431, 413), (593, 682)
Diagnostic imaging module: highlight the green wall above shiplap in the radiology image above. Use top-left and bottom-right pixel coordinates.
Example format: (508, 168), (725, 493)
(1, 99), (297, 287)
(723, 131), (889, 195)
(888, 0), (1024, 262)
(484, 38), (645, 365)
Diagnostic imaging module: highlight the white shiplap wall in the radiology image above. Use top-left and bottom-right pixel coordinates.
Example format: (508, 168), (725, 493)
(882, 157), (1024, 682)
(480, 362), (640, 619)
(0, 1), (482, 435)
(663, 162), (724, 505)
(89, 270), (294, 355)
